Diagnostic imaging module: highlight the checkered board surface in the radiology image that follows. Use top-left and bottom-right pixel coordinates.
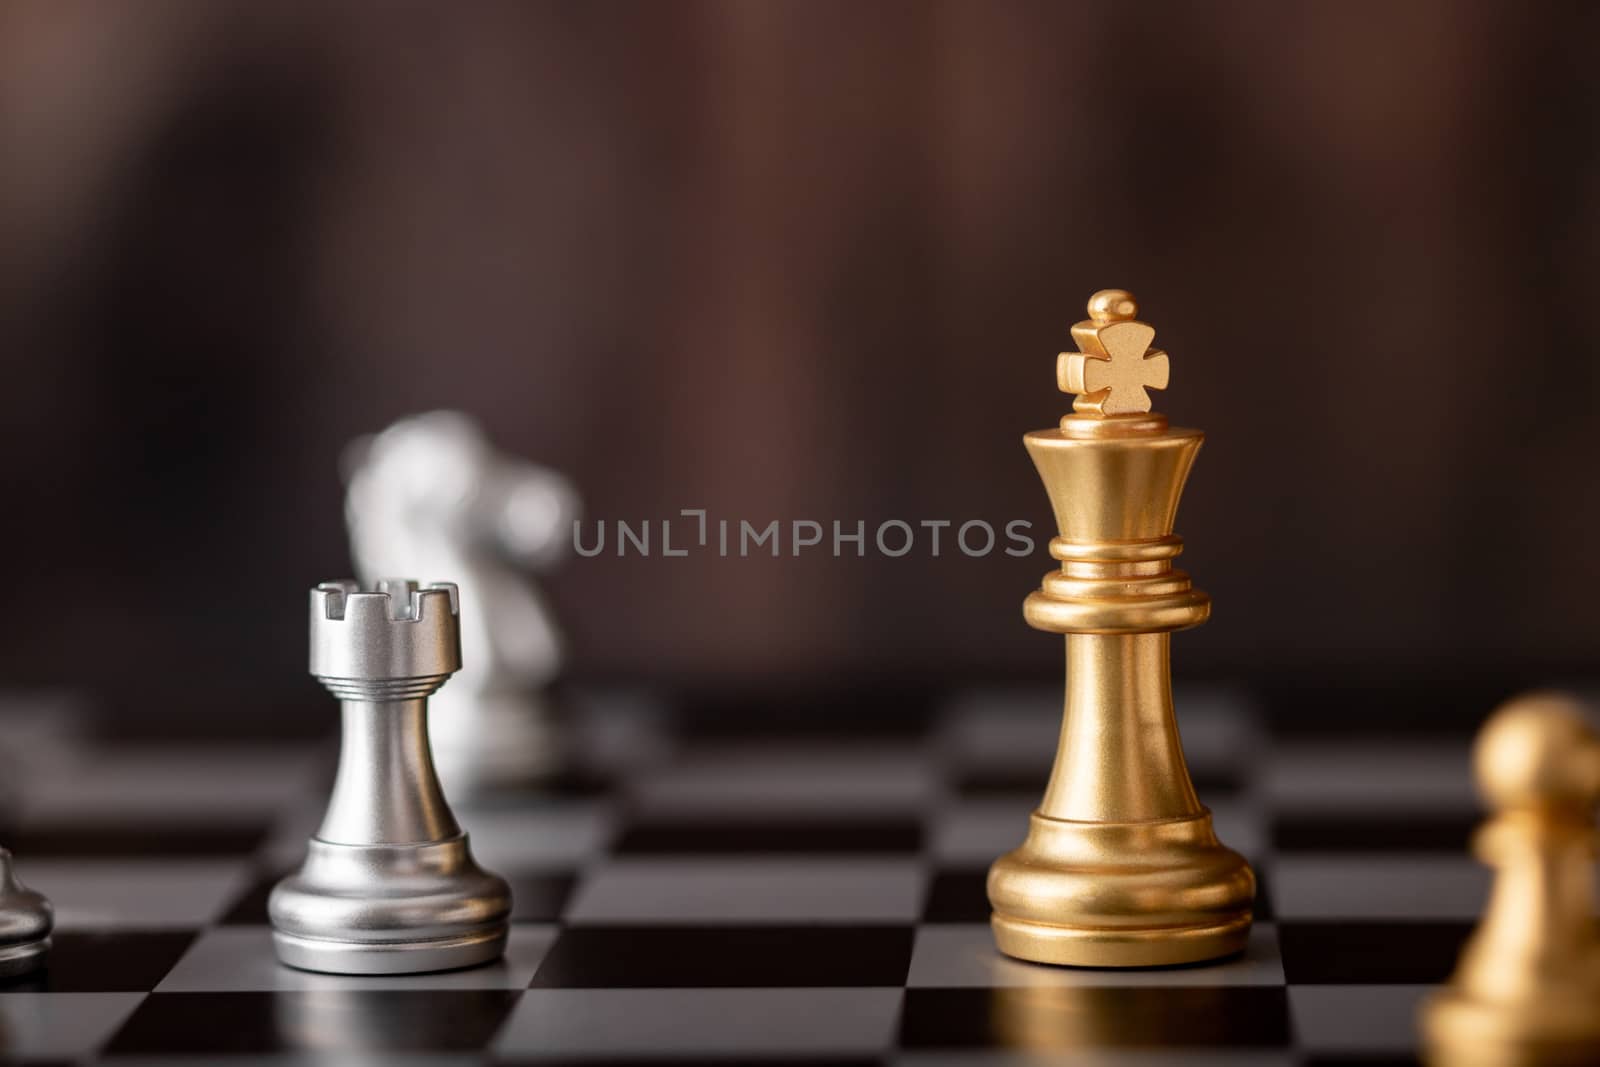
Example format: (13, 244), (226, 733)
(0, 682), (1528, 1065)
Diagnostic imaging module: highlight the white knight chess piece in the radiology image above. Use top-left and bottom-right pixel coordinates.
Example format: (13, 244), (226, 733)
(343, 411), (579, 790)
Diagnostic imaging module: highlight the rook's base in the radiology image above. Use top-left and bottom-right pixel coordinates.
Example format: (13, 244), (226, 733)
(272, 926), (508, 975)
(269, 835), (511, 976)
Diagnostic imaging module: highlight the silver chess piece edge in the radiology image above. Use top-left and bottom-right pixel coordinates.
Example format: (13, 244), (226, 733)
(344, 412), (578, 791)
(0, 847), (52, 977)
(270, 579), (511, 975)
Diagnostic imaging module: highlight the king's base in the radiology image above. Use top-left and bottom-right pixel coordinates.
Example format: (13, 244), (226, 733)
(987, 810), (1255, 969)
(1421, 988), (1600, 1067)
(272, 925), (508, 975)
(991, 912), (1249, 968)
(0, 936), (50, 978)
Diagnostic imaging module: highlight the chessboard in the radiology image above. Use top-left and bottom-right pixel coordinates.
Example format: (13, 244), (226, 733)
(0, 680), (1548, 1065)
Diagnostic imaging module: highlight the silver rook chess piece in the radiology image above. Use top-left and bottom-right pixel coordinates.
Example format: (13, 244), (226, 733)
(0, 847), (51, 976)
(344, 412), (578, 791)
(270, 579), (512, 974)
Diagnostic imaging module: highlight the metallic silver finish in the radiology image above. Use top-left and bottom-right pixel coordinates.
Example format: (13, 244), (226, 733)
(344, 412), (579, 792)
(270, 579), (511, 974)
(0, 847), (51, 977)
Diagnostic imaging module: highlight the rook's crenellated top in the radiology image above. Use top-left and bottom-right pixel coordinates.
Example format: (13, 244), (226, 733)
(309, 579), (462, 698)
(313, 578), (460, 622)
(274, 574), (509, 975)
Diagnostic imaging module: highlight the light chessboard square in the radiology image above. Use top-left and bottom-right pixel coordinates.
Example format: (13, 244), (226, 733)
(20, 859), (255, 930)
(566, 857), (928, 923)
(496, 987), (902, 1057)
(1269, 856), (1488, 919)
(156, 925), (558, 992)
(1265, 740), (1477, 812)
(456, 801), (617, 873)
(1289, 984), (1435, 1055)
(629, 742), (944, 815)
(0, 992), (144, 1060)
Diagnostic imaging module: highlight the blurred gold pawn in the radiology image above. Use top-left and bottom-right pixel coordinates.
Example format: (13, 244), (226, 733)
(1421, 692), (1600, 1066)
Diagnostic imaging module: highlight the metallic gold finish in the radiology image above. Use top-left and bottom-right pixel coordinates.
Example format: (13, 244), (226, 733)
(1421, 692), (1600, 1067)
(1057, 290), (1170, 416)
(988, 984), (1244, 1049)
(987, 290), (1254, 968)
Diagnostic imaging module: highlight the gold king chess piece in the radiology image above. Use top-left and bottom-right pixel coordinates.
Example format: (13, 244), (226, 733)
(1421, 693), (1600, 1067)
(986, 289), (1255, 967)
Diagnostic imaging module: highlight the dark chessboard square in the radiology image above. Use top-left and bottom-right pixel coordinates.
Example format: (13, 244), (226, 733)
(499, 1061), (882, 1067)
(953, 766), (1050, 797)
(1305, 1057), (1425, 1067)
(458, 768), (617, 803)
(508, 872), (577, 921)
(923, 868), (990, 923)
(7, 823), (268, 858)
(900, 986), (1292, 1049)
(673, 684), (935, 738)
(1272, 813), (1479, 854)
(103, 990), (519, 1054)
(614, 818), (922, 855)
(1189, 768), (1245, 797)
(0, 931), (196, 993)
(955, 765), (1240, 799)
(1279, 921), (1473, 984)
(1258, 678), (1516, 738)
(218, 869), (289, 924)
(530, 925), (914, 988)
(1252, 866), (1275, 922)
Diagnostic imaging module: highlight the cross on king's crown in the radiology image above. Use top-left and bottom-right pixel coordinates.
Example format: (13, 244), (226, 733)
(1058, 289), (1170, 416)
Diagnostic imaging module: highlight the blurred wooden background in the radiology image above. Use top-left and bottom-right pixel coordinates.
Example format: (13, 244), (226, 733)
(1, 0), (1597, 715)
